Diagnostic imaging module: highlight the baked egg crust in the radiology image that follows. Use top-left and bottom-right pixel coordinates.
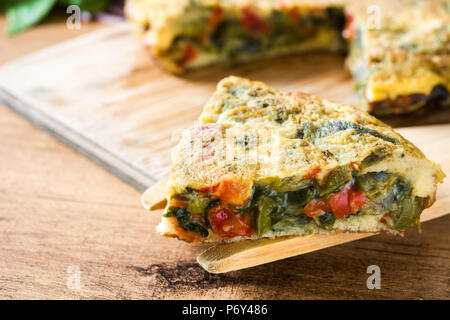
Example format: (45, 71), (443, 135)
(156, 77), (445, 243)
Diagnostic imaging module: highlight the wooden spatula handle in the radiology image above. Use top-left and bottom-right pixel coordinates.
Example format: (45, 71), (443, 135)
(141, 178), (168, 211)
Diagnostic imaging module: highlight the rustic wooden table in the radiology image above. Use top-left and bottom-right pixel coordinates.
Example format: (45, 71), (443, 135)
(0, 15), (448, 300)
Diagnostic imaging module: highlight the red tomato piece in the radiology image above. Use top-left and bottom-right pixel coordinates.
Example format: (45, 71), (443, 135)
(240, 7), (269, 35)
(379, 212), (391, 225)
(303, 199), (331, 218)
(179, 43), (197, 67)
(329, 185), (368, 219)
(329, 185), (352, 219)
(208, 206), (253, 239)
(195, 186), (212, 194)
(304, 184), (368, 220)
(342, 13), (355, 40)
(304, 167), (321, 179)
(350, 161), (361, 172)
(212, 180), (250, 205)
(207, 6), (223, 31)
(289, 8), (301, 21)
(349, 189), (368, 214)
(170, 200), (187, 209)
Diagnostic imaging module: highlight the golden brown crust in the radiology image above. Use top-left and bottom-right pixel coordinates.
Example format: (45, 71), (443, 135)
(168, 77), (443, 196)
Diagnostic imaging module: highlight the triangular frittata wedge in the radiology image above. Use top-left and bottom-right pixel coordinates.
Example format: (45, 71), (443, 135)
(156, 76), (445, 243)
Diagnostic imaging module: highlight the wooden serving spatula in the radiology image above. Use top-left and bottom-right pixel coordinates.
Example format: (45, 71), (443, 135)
(141, 125), (450, 273)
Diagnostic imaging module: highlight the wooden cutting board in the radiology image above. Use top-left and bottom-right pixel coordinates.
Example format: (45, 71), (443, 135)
(1, 23), (450, 193)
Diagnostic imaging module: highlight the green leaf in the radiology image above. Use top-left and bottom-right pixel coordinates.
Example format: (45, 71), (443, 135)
(271, 215), (312, 232)
(318, 212), (336, 229)
(58, 0), (110, 14)
(318, 166), (352, 197)
(287, 187), (315, 207)
(390, 197), (424, 230)
(5, 0), (57, 35)
(305, 119), (400, 145)
(256, 195), (275, 236)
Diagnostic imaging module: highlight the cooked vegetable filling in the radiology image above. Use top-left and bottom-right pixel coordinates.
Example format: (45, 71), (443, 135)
(165, 169), (426, 240)
(164, 5), (346, 68)
(153, 76), (444, 243)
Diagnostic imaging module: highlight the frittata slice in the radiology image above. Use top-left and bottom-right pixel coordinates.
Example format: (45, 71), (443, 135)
(156, 77), (445, 243)
(345, 0), (450, 115)
(125, 0), (346, 73)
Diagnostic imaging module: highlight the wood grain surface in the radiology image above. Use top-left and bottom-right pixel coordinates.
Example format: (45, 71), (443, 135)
(0, 17), (449, 299)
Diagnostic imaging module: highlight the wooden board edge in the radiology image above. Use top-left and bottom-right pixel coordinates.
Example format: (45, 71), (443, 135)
(0, 86), (157, 192)
(0, 23), (133, 72)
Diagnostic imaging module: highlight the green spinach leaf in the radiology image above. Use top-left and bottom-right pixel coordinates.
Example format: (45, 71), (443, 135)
(390, 197), (424, 230)
(271, 215), (312, 232)
(4, 0), (57, 35)
(319, 166), (352, 197)
(255, 195), (274, 236)
(164, 206), (209, 237)
(318, 212), (336, 228)
(304, 119), (400, 145)
(287, 187), (316, 206)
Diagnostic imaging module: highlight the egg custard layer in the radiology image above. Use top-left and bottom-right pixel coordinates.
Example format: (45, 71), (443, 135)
(157, 77), (444, 243)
